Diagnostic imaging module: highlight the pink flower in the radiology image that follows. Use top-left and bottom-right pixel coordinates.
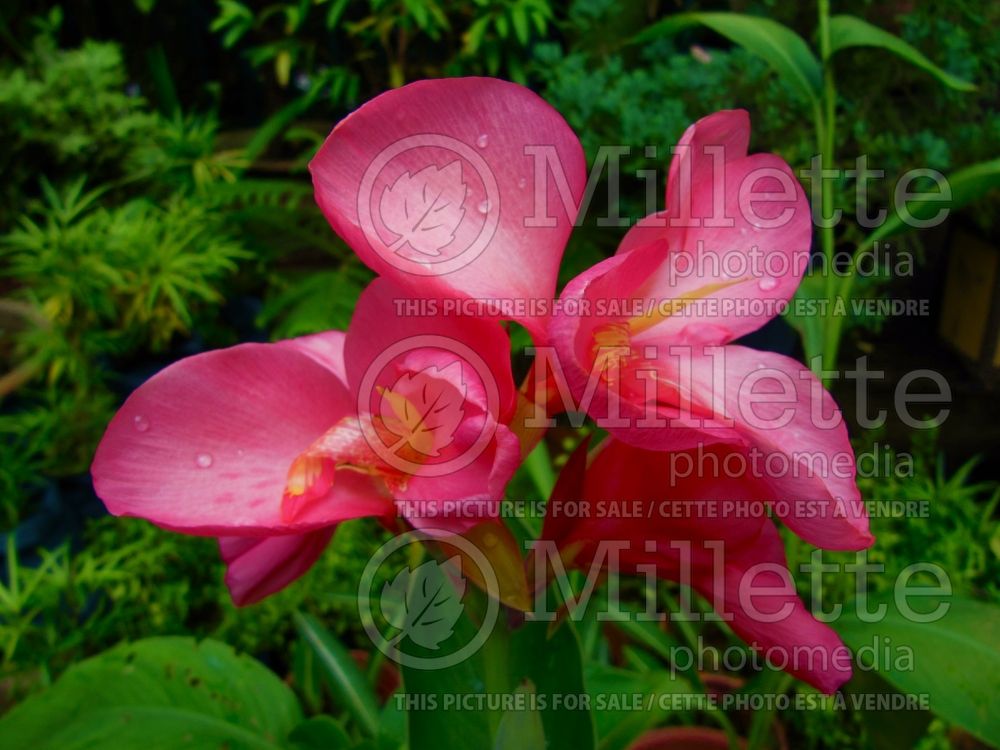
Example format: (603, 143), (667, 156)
(541, 439), (854, 694)
(92, 277), (522, 605)
(92, 77), (588, 606)
(309, 77), (586, 344)
(547, 110), (873, 551)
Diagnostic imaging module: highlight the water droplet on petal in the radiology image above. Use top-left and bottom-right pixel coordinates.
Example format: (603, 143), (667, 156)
(195, 453), (214, 469)
(757, 363), (767, 370)
(477, 199), (490, 214)
(476, 133), (489, 148)
(758, 276), (778, 292)
(132, 415), (150, 432)
(517, 176), (527, 189)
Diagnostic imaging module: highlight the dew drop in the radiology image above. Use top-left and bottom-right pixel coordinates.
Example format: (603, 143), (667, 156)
(758, 276), (778, 292)
(477, 199), (490, 214)
(757, 363), (767, 370)
(517, 176), (527, 189)
(132, 415), (150, 433)
(476, 133), (489, 148)
(195, 453), (214, 469)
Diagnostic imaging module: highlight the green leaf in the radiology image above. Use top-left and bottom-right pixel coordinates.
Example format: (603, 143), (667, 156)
(834, 596), (1000, 746)
(634, 12), (822, 106)
(494, 683), (546, 749)
(288, 715), (352, 749)
(842, 670), (931, 750)
(508, 621), (596, 750)
(827, 14), (975, 91)
(523, 439), (556, 500)
(401, 605), (493, 749)
(383, 557), (466, 650)
(294, 612), (381, 737)
(584, 665), (688, 750)
(783, 272), (827, 364)
(866, 157), (1000, 244)
(0, 637), (301, 749)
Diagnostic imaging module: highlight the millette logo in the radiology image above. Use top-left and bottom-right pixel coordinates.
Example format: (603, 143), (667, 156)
(358, 134), (501, 276)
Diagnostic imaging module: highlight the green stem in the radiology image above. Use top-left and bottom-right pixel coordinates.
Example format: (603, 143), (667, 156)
(817, 0), (840, 380)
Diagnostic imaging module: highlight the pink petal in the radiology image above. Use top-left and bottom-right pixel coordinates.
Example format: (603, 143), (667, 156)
(637, 151), (811, 346)
(91, 341), (392, 535)
(310, 77), (586, 342)
(690, 521), (853, 694)
(602, 345), (872, 550)
(594, 110), (810, 347)
(277, 330), (347, 382)
(665, 109), (750, 223)
(219, 527), (335, 606)
(344, 277), (517, 422)
(399, 422), (521, 511)
(553, 438), (852, 694)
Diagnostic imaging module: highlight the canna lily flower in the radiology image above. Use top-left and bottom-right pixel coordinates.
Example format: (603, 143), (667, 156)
(548, 109), (872, 551)
(309, 76), (586, 344)
(541, 439), (855, 694)
(91, 277), (522, 605)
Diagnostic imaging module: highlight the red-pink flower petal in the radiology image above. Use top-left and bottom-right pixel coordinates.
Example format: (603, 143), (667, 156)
(550, 438), (853, 694)
(560, 342), (871, 550)
(91, 341), (391, 536)
(276, 330), (347, 381)
(344, 277), (518, 422)
(580, 110), (810, 348)
(310, 77), (586, 342)
(219, 527), (335, 606)
(690, 521), (853, 694)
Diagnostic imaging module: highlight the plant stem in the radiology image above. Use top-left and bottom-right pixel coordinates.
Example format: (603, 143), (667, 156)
(817, 0), (840, 380)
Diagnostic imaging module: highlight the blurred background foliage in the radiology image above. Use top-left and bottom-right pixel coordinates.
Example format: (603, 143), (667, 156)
(0, 1), (998, 748)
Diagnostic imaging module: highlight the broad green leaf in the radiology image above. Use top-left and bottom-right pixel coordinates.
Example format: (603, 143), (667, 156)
(294, 612), (381, 737)
(866, 157), (1000, 244)
(494, 683), (546, 749)
(401, 601), (493, 750)
(842, 670), (931, 750)
(0, 637), (301, 749)
(828, 14), (975, 91)
(508, 620), (596, 750)
(834, 596), (1000, 746)
(584, 665), (689, 750)
(634, 13), (822, 106)
(288, 715), (352, 749)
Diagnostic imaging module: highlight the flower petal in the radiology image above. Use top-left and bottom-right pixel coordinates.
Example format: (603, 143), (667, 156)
(219, 527), (336, 606)
(611, 345), (872, 550)
(611, 110), (810, 346)
(552, 438), (853, 694)
(345, 277), (518, 422)
(277, 330), (347, 381)
(310, 77), (586, 341)
(91, 341), (391, 535)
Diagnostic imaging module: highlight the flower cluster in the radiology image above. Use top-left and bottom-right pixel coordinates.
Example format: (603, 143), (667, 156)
(92, 77), (872, 693)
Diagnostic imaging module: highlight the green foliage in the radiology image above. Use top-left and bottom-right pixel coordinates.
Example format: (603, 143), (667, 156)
(0, 35), (157, 228)
(0, 515), (393, 704)
(0, 637), (304, 749)
(4, 179), (249, 356)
